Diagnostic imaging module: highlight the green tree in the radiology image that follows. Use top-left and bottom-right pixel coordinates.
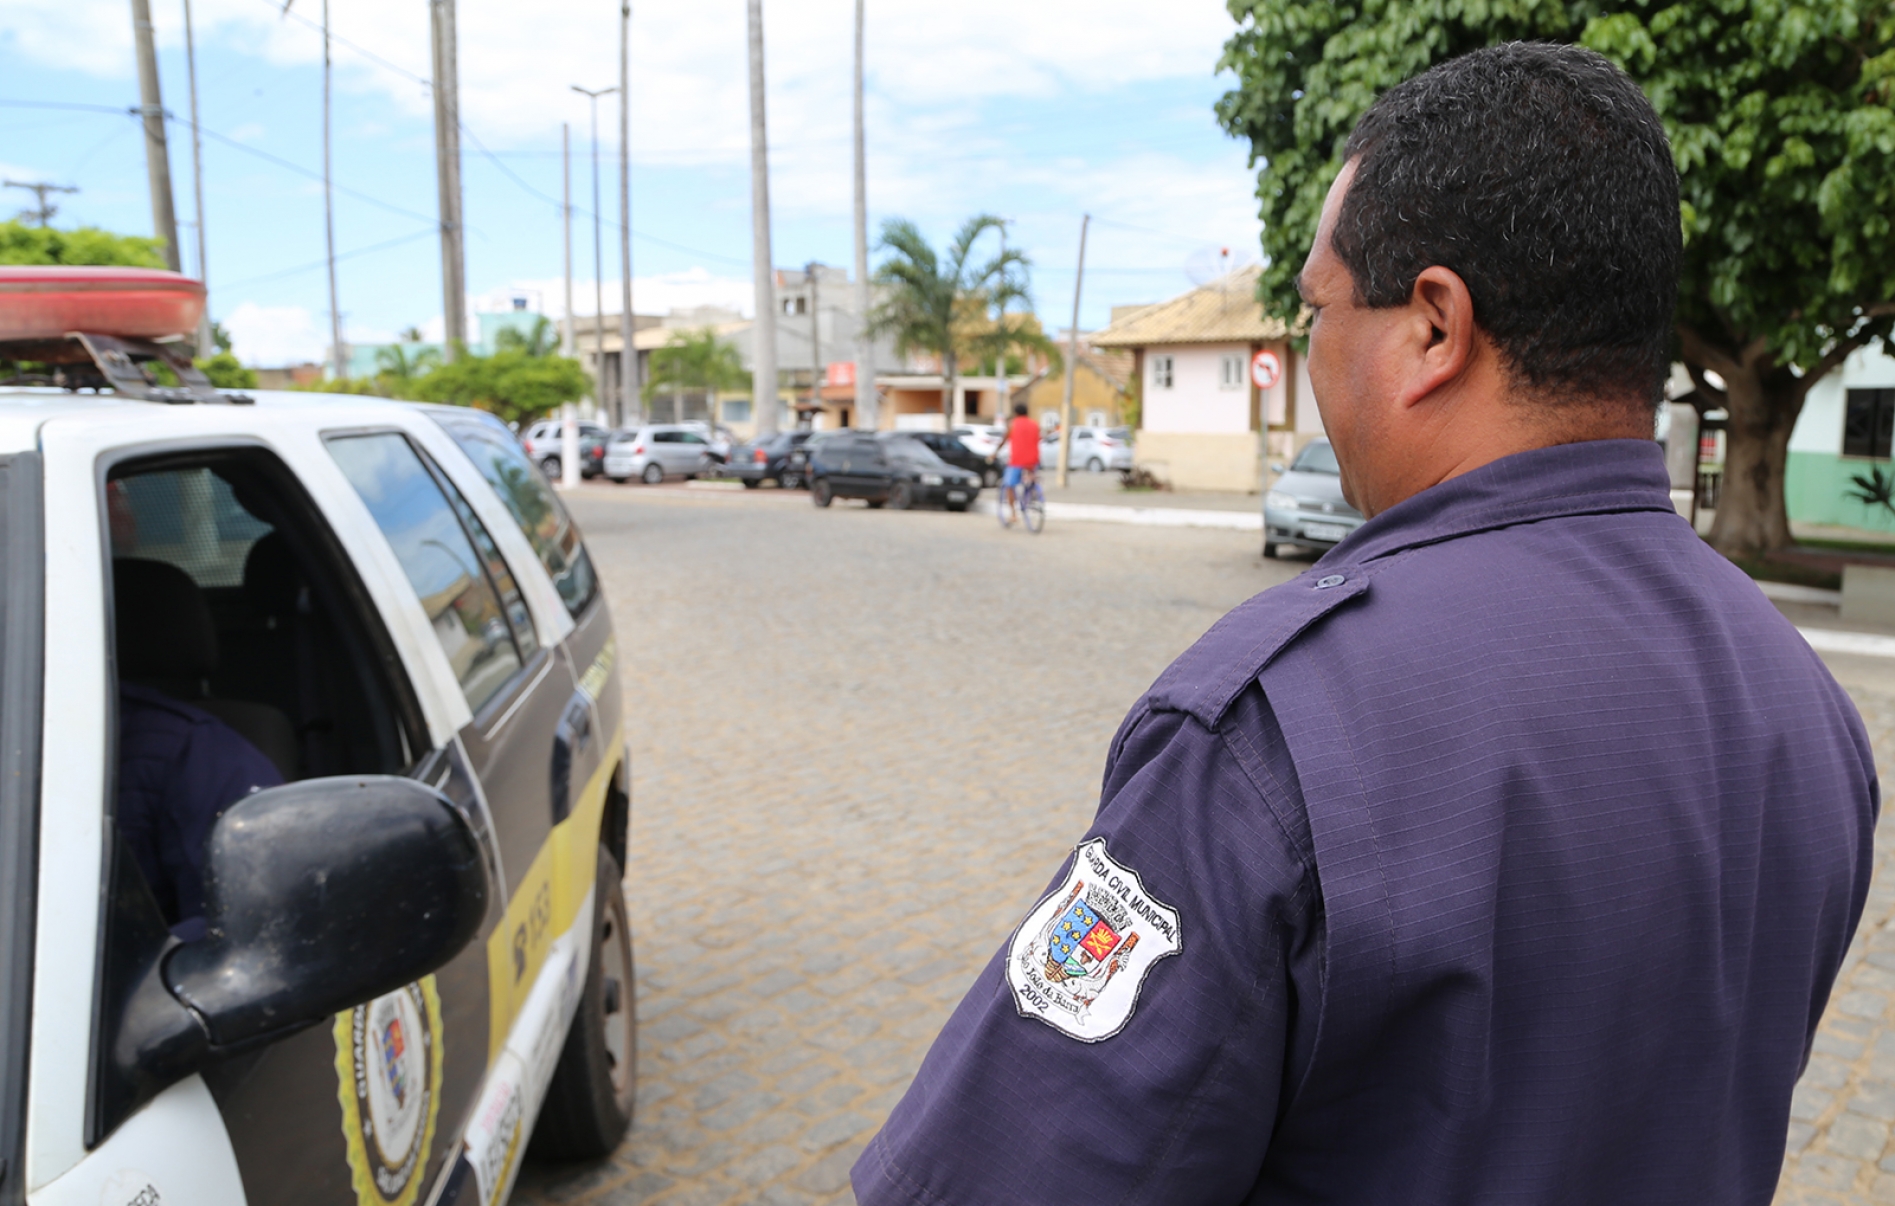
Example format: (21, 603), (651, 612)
(1216, 0), (1895, 557)
(412, 349), (589, 428)
(644, 327), (748, 423)
(869, 215), (1048, 428)
(194, 351), (257, 389)
(0, 220), (167, 267)
(374, 341), (442, 395)
(491, 316), (562, 358)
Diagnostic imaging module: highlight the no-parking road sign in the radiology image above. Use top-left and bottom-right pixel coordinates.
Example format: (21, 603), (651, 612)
(1251, 349), (1282, 390)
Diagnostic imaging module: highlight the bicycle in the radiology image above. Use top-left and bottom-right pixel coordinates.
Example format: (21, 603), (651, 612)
(997, 468), (1046, 534)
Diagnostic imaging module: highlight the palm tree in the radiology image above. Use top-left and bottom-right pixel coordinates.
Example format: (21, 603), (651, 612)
(644, 328), (748, 424)
(492, 316), (561, 358)
(374, 340), (441, 397)
(868, 215), (1047, 428)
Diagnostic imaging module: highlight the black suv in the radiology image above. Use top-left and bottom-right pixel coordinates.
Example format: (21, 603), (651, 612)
(808, 432), (981, 510)
(729, 429), (815, 489)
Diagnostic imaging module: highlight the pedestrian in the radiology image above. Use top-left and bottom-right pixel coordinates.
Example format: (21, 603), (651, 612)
(853, 42), (1877, 1204)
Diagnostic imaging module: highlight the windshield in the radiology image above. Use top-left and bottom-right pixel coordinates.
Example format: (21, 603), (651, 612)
(883, 438), (946, 467)
(1290, 440), (1339, 475)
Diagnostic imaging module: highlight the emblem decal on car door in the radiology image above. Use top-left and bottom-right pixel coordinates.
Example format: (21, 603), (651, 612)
(334, 977), (445, 1206)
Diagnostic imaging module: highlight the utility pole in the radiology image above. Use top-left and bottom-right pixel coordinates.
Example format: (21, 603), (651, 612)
(1057, 214), (1089, 489)
(994, 222), (1009, 424)
(617, 0), (637, 428)
(430, 0), (466, 359)
(746, 0), (779, 437)
(129, 0), (181, 271)
(805, 262), (821, 421)
(321, 0), (345, 379)
(851, 0), (874, 430)
(181, 0), (212, 353)
(561, 124), (574, 359)
(573, 85), (615, 426)
(3, 181), (76, 227)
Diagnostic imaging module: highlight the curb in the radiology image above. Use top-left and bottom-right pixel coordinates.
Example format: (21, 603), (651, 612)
(1040, 501), (1263, 532)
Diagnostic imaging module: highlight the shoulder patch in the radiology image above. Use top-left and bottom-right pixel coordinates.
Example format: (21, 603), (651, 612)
(1147, 568), (1371, 728)
(1006, 839), (1182, 1041)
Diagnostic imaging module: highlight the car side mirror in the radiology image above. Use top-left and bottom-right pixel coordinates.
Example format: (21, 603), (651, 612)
(1270, 462), (1285, 475)
(104, 776), (490, 1124)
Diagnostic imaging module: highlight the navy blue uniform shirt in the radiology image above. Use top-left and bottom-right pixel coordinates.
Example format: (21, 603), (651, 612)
(118, 684), (283, 930)
(854, 439), (1878, 1205)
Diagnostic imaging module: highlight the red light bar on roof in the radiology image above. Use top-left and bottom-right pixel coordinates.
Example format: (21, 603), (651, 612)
(0, 266), (206, 341)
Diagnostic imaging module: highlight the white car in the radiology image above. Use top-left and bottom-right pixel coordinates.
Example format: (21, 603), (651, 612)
(0, 266), (636, 1206)
(951, 424), (1005, 460)
(602, 423), (722, 483)
(995, 425), (1136, 472)
(521, 417), (609, 479)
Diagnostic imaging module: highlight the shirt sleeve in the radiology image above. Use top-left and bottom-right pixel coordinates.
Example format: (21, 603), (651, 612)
(165, 714), (286, 923)
(853, 687), (1322, 1206)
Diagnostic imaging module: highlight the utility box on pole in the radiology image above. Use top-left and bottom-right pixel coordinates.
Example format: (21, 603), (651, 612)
(129, 0), (181, 272)
(430, 0), (467, 359)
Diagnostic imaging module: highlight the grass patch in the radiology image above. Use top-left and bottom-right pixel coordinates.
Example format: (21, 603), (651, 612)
(1729, 556), (1842, 592)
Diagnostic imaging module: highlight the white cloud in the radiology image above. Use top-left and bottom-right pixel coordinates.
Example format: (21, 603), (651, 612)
(224, 299), (325, 365)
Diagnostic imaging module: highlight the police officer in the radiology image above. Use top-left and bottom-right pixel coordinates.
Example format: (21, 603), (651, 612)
(853, 43), (1877, 1204)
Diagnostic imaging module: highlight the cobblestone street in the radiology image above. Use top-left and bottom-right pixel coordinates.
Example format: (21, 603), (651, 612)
(511, 483), (1895, 1206)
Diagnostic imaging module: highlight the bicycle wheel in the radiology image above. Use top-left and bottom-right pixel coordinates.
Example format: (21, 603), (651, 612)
(997, 487), (1015, 529)
(1022, 483), (1046, 533)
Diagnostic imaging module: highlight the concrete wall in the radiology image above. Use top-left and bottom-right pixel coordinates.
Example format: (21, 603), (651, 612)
(1144, 343), (1252, 434)
(1135, 430), (1262, 493)
(1783, 345), (1895, 531)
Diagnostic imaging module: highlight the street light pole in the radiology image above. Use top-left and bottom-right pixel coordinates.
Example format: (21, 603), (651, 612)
(851, 0), (873, 430)
(746, 0), (779, 437)
(805, 262), (820, 422)
(618, 0), (637, 429)
(430, 0), (466, 359)
(321, 0), (345, 379)
(1057, 214), (1089, 490)
(181, 0), (212, 354)
(573, 87), (615, 428)
(562, 123), (574, 359)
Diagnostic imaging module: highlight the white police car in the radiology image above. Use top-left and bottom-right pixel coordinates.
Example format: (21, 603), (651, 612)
(0, 266), (633, 1206)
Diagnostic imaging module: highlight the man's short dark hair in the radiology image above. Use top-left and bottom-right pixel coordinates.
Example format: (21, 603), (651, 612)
(1334, 42), (1680, 408)
(1014, 402), (1028, 417)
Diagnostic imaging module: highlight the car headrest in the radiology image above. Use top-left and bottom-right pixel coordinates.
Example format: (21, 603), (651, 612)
(242, 531), (300, 619)
(114, 558), (217, 681)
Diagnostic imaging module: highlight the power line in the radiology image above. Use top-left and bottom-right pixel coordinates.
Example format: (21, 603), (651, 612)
(218, 226), (438, 290)
(183, 118), (442, 227)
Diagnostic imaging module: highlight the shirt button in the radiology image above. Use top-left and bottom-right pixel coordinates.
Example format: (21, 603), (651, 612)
(1315, 574), (1346, 589)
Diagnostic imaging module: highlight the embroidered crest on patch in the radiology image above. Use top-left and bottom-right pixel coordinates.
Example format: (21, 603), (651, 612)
(1007, 838), (1182, 1041)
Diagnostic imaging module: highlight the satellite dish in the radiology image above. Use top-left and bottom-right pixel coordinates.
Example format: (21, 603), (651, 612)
(1184, 245), (1258, 287)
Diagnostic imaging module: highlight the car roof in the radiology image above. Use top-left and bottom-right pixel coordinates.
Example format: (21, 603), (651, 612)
(0, 386), (469, 456)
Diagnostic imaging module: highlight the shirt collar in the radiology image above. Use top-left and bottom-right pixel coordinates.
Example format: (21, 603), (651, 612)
(1317, 438), (1677, 568)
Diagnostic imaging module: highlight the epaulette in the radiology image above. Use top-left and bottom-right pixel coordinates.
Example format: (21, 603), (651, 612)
(1146, 565), (1373, 730)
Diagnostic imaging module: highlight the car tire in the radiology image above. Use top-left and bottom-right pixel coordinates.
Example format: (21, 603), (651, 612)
(813, 480), (834, 508)
(641, 463), (665, 486)
(741, 478), (761, 489)
(982, 468), (999, 488)
(541, 456), (562, 480)
(866, 496), (886, 509)
(1087, 457), (1104, 473)
(888, 482), (913, 510)
(608, 475), (628, 484)
(1263, 541), (1280, 559)
(947, 500), (969, 513)
(529, 846), (637, 1160)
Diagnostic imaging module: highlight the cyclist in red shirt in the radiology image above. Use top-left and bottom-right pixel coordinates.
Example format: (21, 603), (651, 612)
(1001, 403), (1042, 525)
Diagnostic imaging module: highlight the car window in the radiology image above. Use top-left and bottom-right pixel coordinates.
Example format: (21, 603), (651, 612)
(327, 433), (525, 714)
(1291, 441), (1340, 475)
(680, 433), (708, 445)
(883, 438), (943, 466)
(109, 468), (273, 588)
(431, 414), (600, 617)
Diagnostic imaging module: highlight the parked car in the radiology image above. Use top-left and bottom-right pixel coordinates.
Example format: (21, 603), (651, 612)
(681, 420), (738, 462)
(1067, 425), (1135, 473)
(602, 423), (722, 484)
(808, 432), (981, 510)
(952, 423), (1005, 460)
(782, 429), (847, 489)
(1263, 437), (1365, 557)
(728, 429), (815, 488)
(888, 430), (999, 486)
(0, 270), (635, 1205)
(521, 417), (610, 480)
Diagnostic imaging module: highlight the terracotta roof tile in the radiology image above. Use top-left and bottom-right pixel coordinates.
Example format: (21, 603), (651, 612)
(1089, 266), (1288, 347)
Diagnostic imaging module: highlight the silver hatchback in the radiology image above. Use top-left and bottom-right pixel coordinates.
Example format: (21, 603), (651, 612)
(1264, 437), (1364, 558)
(602, 423), (720, 484)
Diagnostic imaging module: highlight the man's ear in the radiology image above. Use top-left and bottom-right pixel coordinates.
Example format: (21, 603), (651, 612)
(1401, 265), (1478, 409)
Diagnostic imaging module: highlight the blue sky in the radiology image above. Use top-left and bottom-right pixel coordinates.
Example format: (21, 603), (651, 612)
(0, 0), (1264, 366)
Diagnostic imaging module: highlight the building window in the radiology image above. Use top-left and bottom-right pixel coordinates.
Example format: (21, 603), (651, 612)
(1219, 353), (1244, 390)
(1844, 389), (1895, 458)
(721, 399), (752, 423)
(1152, 355), (1174, 389)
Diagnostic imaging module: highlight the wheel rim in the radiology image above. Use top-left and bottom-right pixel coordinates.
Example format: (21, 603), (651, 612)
(598, 908), (634, 1095)
(643, 464), (663, 484)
